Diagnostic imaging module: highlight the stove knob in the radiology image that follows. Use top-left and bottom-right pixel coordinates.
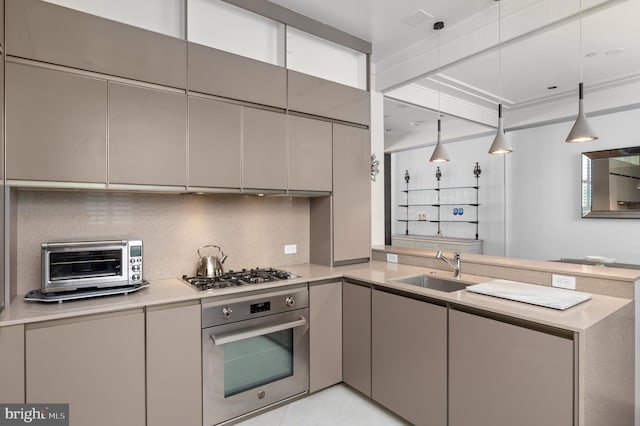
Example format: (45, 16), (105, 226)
(285, 296), (295, 307)
(222, 307), (233, 319)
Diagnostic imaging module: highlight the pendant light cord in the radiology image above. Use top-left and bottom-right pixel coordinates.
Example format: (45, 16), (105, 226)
(498, 0), (502, 105)
(437, 27), (441, 117)
(579, 0), (583, 82)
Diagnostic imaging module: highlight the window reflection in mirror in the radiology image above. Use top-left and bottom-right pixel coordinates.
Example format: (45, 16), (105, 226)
(582, 147), (640, 218)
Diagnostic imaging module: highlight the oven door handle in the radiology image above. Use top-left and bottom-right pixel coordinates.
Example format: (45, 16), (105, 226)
(210, 316), (307, 346)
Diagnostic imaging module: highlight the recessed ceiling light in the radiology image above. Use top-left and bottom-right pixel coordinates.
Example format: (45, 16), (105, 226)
(606, 48), (625, 55)
(547, 85), (558, 90)
(409, 120), (425, 126)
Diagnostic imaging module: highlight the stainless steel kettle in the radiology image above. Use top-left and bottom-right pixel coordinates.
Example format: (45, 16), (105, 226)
(195, 245), (228, 278)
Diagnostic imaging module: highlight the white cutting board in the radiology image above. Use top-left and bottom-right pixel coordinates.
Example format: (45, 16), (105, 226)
(466, 279), (592, 310)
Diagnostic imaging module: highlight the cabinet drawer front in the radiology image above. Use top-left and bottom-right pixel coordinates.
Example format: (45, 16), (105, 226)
(189, 43), (286, 109)
(288, 70), (370, 125)
(6, 62), (107, 183)
(108, 82), (187, 186)
(6, 0), (187, 88)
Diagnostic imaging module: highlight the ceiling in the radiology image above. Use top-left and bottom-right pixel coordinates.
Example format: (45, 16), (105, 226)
(269, 0), (640, 151)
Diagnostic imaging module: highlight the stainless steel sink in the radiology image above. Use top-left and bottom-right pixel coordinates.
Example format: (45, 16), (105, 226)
(393, 275), (468, 293)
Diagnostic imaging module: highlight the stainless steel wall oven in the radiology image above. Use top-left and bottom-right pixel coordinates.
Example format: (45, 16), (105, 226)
(201, 284), (309, 425)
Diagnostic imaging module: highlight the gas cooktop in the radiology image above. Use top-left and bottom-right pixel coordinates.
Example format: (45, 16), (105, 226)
(181, 267), (296, 291)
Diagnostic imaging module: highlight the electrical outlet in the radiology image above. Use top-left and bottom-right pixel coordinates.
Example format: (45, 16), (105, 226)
(284, 244), (297, 255)
(387, 253), (398, 263)
(552, 274), (576, 290)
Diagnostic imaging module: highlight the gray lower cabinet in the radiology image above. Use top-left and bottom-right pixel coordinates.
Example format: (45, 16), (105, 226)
(146, 301), (202, 426)
(309, 281), (342, 393)
(0, 324), (24, 403)
(5, 62), (107, 183)
(288, 115), (332, 192)
(242, 107), (287, 191)
(108, 82), (187, 186)
(342, 281), (371, 397)
(25, 310), (146, 426)
(333, 124), (371, 264)
(188, 97), (242, 189)
(372, 290), (447, 426)
(449, 309), (574, 426)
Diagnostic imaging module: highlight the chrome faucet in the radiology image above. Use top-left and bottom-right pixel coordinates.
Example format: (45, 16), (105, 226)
(436, 251), (461, 279)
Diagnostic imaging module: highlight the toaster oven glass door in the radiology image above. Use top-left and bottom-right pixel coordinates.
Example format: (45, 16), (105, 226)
(49, 249), (123, 281)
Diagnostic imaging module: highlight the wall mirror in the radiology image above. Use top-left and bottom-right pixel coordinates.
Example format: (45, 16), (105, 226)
(582, 146), (640, 218)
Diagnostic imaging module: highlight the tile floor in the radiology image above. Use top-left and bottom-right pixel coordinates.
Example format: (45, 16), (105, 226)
(235, 384), (409, 426)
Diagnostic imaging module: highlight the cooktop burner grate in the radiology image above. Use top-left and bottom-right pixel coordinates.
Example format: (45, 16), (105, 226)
(181, 267), (295, 291)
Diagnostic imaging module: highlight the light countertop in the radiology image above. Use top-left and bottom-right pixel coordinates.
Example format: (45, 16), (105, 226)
(0, 261), (632, 333)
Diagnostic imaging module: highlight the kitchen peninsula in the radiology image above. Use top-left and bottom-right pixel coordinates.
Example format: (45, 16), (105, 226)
(0, 250), (635, 426)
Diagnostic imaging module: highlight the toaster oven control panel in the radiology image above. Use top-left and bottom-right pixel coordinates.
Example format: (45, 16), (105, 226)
(128, 241), (143, 284)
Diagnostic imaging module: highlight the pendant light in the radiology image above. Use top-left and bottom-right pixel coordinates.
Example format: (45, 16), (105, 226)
(566, 0), (598, 143)
(429, 21), (450, 163)
(489, 0), (513, 154)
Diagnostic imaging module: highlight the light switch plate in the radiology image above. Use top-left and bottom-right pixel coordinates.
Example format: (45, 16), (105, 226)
(552, 274), (576, 290)
(284, 244), (297, 255)
(387, 253), (398, 263)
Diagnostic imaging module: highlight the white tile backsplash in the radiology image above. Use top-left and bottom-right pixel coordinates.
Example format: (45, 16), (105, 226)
(16, 190), (310, 293)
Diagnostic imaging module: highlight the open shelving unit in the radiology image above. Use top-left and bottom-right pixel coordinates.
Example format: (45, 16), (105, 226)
(398, 163), (481, 240)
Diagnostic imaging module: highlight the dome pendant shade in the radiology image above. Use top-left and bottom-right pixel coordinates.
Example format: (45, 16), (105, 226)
(429, 119), (450, 163)
(489, 104), (513, 154)
(566, 83), (598, 143)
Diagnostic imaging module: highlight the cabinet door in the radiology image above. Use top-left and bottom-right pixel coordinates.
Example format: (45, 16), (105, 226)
(309, 281), (342, 393)
(342, 282), (371, 397)
(188, 43), (286, 108)
(242, 107), (287, 190)
(372, 291), (447, 426)
(5, 62), (107, 183)
(288, 115), (332, 192)
(333, 124), (371, 264)
(449, 309), (574, 426)
(287, 70), (370, 125)
(188, 97), (241, 189)
(147, 302), (202, 426)
(6, 0), (186, 88)
(108, 82), (187, 186)
(26, 310), (145, 426)
(0, 324), (24, 403)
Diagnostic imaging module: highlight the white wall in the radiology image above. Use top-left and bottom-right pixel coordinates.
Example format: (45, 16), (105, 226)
(506, 108), (640, 263)
(391, 135), (506, 255)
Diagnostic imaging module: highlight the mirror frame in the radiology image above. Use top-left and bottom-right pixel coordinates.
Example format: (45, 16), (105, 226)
(582, 146), (640, 218)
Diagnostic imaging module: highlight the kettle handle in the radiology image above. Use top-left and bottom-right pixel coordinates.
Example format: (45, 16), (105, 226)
(198, 245), (224, 258)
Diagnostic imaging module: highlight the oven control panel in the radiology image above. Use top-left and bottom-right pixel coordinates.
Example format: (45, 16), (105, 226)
(250, 301), (271, 314)
(201, 285), (308, 327)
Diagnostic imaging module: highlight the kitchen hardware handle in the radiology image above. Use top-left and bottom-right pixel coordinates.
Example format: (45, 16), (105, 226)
(42, 240), (127, 248)
(210, 316), (307, 346)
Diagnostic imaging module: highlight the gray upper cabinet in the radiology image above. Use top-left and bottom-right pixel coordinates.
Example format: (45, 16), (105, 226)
(288, 70), (370, 126)
(333, 124), (371, 264)
(6, 0), (186, 88)
(6, 62), (107, 183)
(242, 107), (287, 191)
(288, 115), (332, 192)
(108, 82), (187, 186)
(188, 97), (242, 189)
(189, 43), (286, 109)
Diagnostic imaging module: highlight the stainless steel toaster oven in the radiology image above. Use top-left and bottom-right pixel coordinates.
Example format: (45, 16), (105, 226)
(41, 240), (143, 292)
